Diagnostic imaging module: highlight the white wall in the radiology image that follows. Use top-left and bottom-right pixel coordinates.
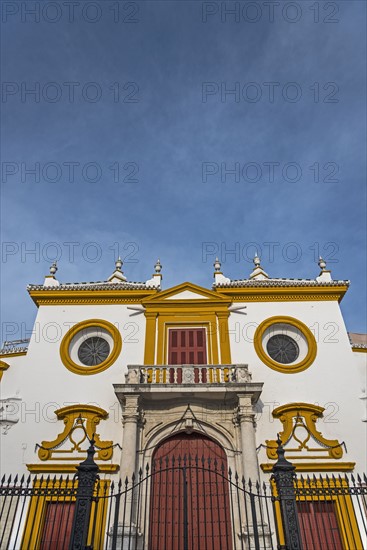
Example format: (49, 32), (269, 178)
(228, 299), (367, 473)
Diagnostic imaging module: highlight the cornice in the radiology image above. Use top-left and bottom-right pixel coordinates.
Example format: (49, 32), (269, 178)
(214, 285), (348, 302)
(28, 288), (158, 306)
(261, 462), (355, 473)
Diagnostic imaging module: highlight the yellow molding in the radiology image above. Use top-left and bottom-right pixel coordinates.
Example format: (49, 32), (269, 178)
(261, 462), (355, 472)
(27, 463), (119, 473)
(0, 360), (10, 381)
(214, 285), (348, 302)
(60, 319), (122, 375)
(142, 283), (232, 366)
(254, 316), (317, 374)
(0, 351), (27, 358)
(21, 478), (110, 549)
(29, 288), (158, 306)
(352, 347), (367, 353)
(38, 404), (114, 462)
(142, 281), (231, 303)
(266, 402), (343, 461)
(271, 475), (362, 549)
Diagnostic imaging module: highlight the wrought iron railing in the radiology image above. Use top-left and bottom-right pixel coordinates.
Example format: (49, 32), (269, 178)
(1, 441), (366, 549)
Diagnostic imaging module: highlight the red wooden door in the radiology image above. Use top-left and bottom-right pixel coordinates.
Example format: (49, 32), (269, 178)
(297, 501), (343, 549)
(149, 433), (233, 550)
(40, 502), (75, 550)
(168, 328), (207, 365)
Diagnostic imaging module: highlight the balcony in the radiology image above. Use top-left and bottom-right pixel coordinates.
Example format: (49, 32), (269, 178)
(126, 364), (251, 384)
(117, 364), (263, 402)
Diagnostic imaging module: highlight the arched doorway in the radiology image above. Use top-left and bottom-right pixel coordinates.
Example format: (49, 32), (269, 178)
(149, 432), (233, 550)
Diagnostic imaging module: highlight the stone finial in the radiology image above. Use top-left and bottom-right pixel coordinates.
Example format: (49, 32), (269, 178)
(107, 257), (127, 283)
(49, 262), (58, 276)
(44, 261), (60, 287)
(318, 256), (327, 271)
(115, 257), (123, 271)
(146, 259), (162, 288)
(249, 253), (269, 280)
(253, 252), (261, 268)
(213, 257), (221, 272)
(213, 257), (231, 286)
(316, 255), (332, 282)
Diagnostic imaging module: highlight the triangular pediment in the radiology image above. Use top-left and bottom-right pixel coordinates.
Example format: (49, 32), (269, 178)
(142, 282), (230, 303)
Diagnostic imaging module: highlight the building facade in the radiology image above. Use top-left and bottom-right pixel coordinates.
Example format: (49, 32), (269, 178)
(1, 256), (366, 549)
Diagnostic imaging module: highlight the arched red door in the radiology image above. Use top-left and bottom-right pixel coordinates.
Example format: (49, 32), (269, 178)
(149, 432), (233, 550)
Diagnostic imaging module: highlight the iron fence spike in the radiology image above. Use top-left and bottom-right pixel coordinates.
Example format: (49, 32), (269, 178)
(14, 474), (18, 484)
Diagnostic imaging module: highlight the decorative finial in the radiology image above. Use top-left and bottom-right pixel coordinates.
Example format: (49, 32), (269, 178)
(253, 252), (261, 267)
(318, 256), (326, 271)
(154, 259), (162, 273)
(213, 257), (221, 272)
(49, 262), (58, 276)
(115, 257), (123, 271)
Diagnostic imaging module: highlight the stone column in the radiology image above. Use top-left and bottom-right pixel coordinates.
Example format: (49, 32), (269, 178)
(237, 394), (260, 483)
(120, 394), (141, 481)
(114, 394), (143, 549)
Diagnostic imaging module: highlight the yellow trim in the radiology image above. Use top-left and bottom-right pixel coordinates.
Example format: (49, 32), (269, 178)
(261, 462), (355, 472)
(142, 282), (232, 366)
(27, 463), (119, 473)
(60, 319), (122, 375)
(38, 405), (114, 462)
(0, 351), (27, 358)
(352, 347), (367, 353)
(296, 477), (363, 549)
(254, 316), (317, 373)
(144, 312), (157, 364)
(142, 281), (231, 303)
(29, 288), (158, 306)
(0, 359), (10, 381)
(271, 476), (363, 549)
(21, 478), (110, 549)
(265, 403), (344, 461)
(214, 285), (349, 302)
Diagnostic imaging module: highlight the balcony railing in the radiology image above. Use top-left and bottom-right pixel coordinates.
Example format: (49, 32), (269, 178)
(125, 364), (251, 385)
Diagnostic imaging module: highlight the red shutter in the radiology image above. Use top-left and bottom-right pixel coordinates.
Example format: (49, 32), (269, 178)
(40, 502), (75, 550)
(168, 329), (207, 365)
(297, 500), (343, 549)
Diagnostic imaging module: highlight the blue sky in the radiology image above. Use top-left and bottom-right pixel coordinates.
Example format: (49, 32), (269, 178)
(1, 0), (366, 341)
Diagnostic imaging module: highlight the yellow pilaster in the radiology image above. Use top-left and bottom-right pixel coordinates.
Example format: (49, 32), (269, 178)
(144, 312), (157, 365)
(217, 312), (231, 364)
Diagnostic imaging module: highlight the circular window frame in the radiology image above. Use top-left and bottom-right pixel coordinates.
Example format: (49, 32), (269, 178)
(254, 316), (317, 374)
(60, 319), (122, 375)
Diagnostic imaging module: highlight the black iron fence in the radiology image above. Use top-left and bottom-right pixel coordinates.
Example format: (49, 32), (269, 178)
(1, 442), (366, 550)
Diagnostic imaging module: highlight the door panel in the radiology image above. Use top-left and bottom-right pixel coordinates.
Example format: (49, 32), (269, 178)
(149, 433), (233, 550)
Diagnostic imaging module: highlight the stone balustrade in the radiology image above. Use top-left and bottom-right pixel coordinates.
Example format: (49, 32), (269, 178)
(125, 364), (251, 385)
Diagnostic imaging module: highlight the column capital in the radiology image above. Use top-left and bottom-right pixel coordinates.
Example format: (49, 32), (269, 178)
(122, 394), (141, 425)
(236, 394), (256, 425)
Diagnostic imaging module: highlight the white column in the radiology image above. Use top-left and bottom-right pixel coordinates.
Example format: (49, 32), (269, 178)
(237, 394), (260, 483)
(120, 394), (140, 481)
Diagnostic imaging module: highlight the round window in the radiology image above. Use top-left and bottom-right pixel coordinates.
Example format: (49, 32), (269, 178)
(254, 316), (317, 374)
(266, 334), (299, 364)
(60, 319), (122, 375)
(77, 336), (111, 366)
